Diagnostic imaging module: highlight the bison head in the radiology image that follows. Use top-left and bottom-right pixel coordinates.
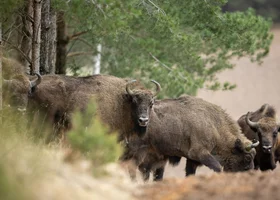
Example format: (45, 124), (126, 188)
(223, 138), (259, 172)
(126, 80), (160, 129)
(246, 112), (280, 154)
(3, 73), (41, 112)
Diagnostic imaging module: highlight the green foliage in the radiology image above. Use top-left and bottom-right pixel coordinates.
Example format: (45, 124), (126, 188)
(0, 0), (23, 21)
(1, 0), (273, 97)
(67, 100), (122, 171)
(53, 0), (272, 97)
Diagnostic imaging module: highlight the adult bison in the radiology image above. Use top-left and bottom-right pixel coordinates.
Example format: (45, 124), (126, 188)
(3, 73), (161, 141)
(237, 104), (280, 171)
(140, 95), (259, 175)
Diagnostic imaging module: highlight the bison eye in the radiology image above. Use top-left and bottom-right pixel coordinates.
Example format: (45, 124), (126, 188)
(273, 131), (278, 138)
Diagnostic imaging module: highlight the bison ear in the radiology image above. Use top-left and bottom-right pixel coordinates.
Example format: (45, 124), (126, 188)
(123, 93), (132, 101)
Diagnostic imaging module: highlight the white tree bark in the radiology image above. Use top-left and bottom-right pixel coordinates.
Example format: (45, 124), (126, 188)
(93, 44), (102, 74)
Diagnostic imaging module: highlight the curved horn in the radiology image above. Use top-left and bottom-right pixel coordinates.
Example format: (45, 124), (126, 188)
(151, 80), (161, 97)
(251, 140), (260, 148)
(246, 112), (259, 129)
(245, 140), (260, 152)
(30, 73), (42, 88)
(126, 80), (137, 96)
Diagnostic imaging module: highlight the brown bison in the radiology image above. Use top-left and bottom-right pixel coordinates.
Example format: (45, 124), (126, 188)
(237, 104), (280, 171)
(275, 135), (280, 163)
(120, 135), (180, 181)
(3, 73), (160, 141)
(140, 95), (259, 175)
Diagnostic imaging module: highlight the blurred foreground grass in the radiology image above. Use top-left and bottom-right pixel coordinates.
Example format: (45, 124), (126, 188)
(0, 101), (123, 199)
(67, 101), (123, 175)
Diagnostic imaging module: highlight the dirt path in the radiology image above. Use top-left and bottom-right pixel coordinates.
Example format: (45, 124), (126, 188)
(136, 168), (280, 200)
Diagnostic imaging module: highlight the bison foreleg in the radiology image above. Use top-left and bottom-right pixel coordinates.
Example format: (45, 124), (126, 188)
(189, 149), (222, 173)
(138, 164), (151, 182)
(199, 153), (222, 172)
(153, 167), (164, 181)
(185, 159), (200, 176)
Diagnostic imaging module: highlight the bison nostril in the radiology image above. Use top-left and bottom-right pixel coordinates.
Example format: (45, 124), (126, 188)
(262, 145), (272, 152)
(139, 117), (149, 123)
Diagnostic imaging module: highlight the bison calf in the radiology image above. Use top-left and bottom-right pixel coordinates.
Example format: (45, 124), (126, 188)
(120, 135), (180, 181)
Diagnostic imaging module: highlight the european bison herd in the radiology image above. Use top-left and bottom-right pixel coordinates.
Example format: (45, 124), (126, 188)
(2, 57), (280, 182)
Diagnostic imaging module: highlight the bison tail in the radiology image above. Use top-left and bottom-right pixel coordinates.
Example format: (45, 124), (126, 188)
(168, 156), (181, 166)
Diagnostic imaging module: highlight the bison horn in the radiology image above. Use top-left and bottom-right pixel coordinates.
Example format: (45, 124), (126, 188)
(151, 80), (161, 97)
(126, 80), (137, 96)
(251, 140), (260, 148)
(246, 112), (259, 129)
(245, 140), (260, 151)
(30, 73), (42, 88)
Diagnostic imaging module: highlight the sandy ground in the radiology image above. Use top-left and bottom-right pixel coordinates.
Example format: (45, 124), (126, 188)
(137, 168), (280, 200)
(162, 26), (280, 179)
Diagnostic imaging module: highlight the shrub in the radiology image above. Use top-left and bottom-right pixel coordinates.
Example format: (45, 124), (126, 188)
(67, 100), (123, 173)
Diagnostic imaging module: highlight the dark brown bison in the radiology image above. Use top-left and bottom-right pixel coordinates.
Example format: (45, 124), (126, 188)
(275, 135), (280, 163)
(3, 73), (160, 141)
(237, 104), (280, 171)
(140, 95), (259, 175)
(120, 135), (180, 181)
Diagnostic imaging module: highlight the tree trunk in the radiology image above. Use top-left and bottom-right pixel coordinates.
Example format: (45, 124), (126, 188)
(31, 0), (42, 74)
(56, 11), (68, 74)
(19, 0), (33, 74)
(40, 0), (50, 74)
(48, 8), (56, 74)
(0, 22), (2, 123)
(93, 44), (102, 74)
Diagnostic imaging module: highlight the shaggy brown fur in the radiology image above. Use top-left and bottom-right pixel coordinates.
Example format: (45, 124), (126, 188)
(275, 135), (280, 163)
(238, 104), (280, 171)
(5, 74), (158, 141)
(2, 57), (26, 78)
(119, 134), (168, 182)
(141, 95), (258, 175)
